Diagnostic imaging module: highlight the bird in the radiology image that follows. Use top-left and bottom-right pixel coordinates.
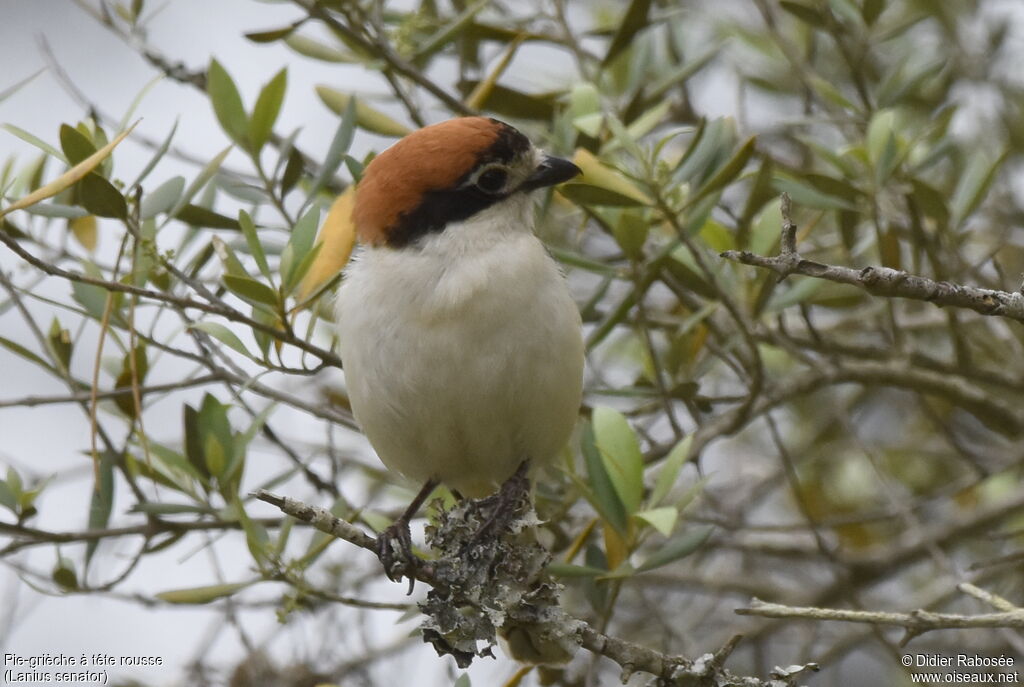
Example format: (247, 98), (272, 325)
(334, 116), (584, 579)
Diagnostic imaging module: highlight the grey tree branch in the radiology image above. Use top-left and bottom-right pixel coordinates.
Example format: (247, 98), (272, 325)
(0, 230), (344, 368)
(720, 194), (1024, 322)
(0, 374), (220, 409)
(736, 597), (1024, 635)
(958, 583), (1022, 613)
(0, 516), (290, 555)
(290, 0), (474, 117)
(251, 489), (808, 686)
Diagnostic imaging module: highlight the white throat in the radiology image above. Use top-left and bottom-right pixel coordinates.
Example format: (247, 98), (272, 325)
(417, 192), (535, 258)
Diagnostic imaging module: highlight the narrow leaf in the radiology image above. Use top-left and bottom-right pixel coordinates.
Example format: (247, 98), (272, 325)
(862, 0), (885, 24)
(611, 210), (649, 260)
(0, 124), (66, 162)
(0, 479), (17, 512)
(166, 145), (232, 221)
(650, 434), (692, 507)
(413, 0), (488, 61)
(465, 35), (524, 110)
(284, 33), (354, 62)
(950, 149), (1008, 227)
(139, 175), (185, 219)
(190, 321), (252, 357)
(156, 581), (253, 604)
(46, 318), (73, 371)
(602, 0), (652, 67)
(131, 119), (177, 189)
(119, 74), (163, 131)
(234, 495), (269, 562)
(688, 136), (756, 206)
(223, 274), (279, 307)
(69, 214), (97, 252)
(212, 235), (252, 279)
(563, 148), (650, 206)
(1, 121), (138, 219)
(773, 176), (857, 211)
(637, 527), (712, 572)
(0, 335), (57, 373)
(0, 68), (45, 105)
(281, 207), (320, 288)
(581, 421), (629, 535)
(315, 86), (410, 137)
(249, 68), (287, 152)
(779, 0), (826, 26)
(634, 506), (677, 536)
(297, 186), (355, 302)
(458, 83), (556, 120)
(198, 394), (233, 478)
(282, 242), (322, 296)
(592, 406), (644, 515)
(207, 59), (248, 145)
(308, 98), (356, 201)
(60, 125), (97, 165)
(246, 25), (299, 43)
(647, 48), (718, 99)
(23, 203), (87, 219)
(78, 173), (127, 219)
(85, 450), (115, 566)
(176, 204), (242, 230)
(183, 404), (209, 479)
(280, 147), (304, 195)
(239, 210), (272, 280)
(53, 557), (79, 590)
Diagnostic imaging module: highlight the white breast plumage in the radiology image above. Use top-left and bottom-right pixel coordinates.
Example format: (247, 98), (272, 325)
(335, 199), (584, 496)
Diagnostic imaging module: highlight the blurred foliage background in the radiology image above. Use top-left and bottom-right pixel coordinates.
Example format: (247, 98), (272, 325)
(1, 0), (1023, 685)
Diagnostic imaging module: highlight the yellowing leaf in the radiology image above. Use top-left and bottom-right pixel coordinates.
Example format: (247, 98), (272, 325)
(603, 521), (630, 571)
(465, 34), (525, 111)
(1, 121), (138, 219)
(69, 214), (97, 252)
(315, 86), (410, 137)
(156, 581), (253, 604)
(564, 148), (651, 206)
(297, 186), (356, 303)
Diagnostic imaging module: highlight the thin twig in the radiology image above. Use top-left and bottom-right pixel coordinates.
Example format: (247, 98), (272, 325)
(721, 195), (1024, 322)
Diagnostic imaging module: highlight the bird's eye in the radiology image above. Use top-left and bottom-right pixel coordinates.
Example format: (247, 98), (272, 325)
(475, 167), (508, 194)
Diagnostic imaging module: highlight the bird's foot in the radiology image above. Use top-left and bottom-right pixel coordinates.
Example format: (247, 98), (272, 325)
(375, 479), (438, 594)
(376, 517), (419, 594)
(462, 461), (531, 555)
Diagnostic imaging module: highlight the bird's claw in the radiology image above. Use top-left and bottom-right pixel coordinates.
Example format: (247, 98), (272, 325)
(376, 519), (419, 594)
(461, 461), (531, 556)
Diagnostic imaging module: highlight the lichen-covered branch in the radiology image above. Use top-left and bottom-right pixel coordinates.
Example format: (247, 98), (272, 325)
(253, 489), (814, 686)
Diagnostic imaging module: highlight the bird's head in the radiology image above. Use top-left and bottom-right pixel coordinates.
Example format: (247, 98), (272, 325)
(353, 117), (580, 249)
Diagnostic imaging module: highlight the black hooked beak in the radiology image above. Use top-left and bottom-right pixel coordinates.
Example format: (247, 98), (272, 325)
(521, 155), (581, 191)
